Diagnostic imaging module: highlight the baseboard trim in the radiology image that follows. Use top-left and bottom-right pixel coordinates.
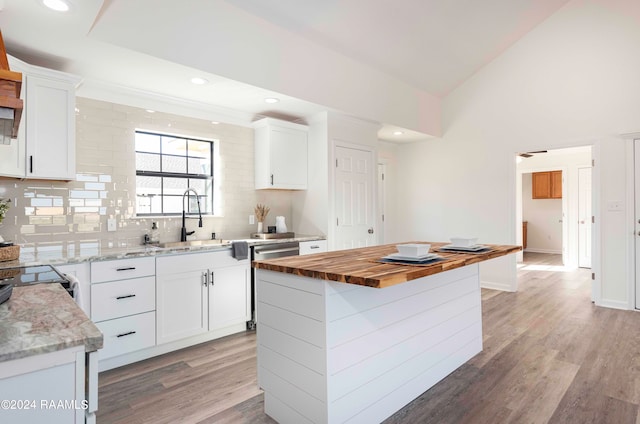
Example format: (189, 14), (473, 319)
(597, 298), (631, 311)
(481, 280), (514, 292)
(523, 248), (562, 254)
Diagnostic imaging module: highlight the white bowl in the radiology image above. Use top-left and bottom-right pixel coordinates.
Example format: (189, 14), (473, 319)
(396, 243), (431, 257)
(449, 237), (478, 247)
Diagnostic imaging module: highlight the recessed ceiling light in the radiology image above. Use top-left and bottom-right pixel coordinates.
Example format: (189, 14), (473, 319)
(42, 0), (70, 12)
(190, 77), (208, 85)
(393, 131), (404, 136)
(264, 97), (279, 104)
(146, 109), (155, 113)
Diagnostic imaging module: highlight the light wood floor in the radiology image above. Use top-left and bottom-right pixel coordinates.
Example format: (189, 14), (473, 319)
(98, 253), (640, 423)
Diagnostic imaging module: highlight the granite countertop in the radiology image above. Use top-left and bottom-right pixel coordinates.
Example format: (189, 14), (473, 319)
(0, 284), (103, 362)
(253, 241), (522, 289)
(0, 234), (325, 270)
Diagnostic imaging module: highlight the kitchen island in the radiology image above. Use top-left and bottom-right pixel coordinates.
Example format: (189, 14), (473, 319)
(253, 242), (521, 424)
(0, 283), (103, 424)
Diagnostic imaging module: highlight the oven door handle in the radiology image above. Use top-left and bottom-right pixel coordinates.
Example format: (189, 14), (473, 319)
(254, 246), (299, 255)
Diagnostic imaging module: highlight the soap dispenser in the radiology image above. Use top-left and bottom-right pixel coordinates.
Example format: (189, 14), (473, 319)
(150, 222), (160, 244)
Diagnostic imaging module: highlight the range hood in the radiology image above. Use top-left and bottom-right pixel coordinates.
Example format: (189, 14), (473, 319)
(0, 30), (23, 145)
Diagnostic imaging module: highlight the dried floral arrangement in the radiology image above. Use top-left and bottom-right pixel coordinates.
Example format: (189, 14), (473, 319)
(0, 198), (10, 224)
(254, 203), (270, 223)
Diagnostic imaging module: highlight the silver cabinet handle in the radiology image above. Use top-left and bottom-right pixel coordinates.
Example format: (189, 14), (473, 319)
(270, 174), (274, 185)
(202, 271), (208, 286)
(210, 271), (215, 286)
(310, 245), (320, 249)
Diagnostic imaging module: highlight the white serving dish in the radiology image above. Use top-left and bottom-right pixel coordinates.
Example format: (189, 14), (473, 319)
(396, 243), (431, 257)
(449, 237), (478, 248)
(441, 244), (488, 252)
(385, 252), (439, 262)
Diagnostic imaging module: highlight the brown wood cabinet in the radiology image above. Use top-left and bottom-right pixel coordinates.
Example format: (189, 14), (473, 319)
(532, 171), (562, 199)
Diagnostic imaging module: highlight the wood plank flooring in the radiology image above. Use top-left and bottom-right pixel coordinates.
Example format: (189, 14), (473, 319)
(98, 253), (640, 423)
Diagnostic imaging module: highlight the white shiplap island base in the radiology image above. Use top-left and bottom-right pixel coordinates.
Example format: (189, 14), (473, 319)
(257, 264), (480, 423)
(253, 242), (521, 424)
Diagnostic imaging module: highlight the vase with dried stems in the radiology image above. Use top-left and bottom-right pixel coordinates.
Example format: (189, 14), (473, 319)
(254, 203), (270, 233)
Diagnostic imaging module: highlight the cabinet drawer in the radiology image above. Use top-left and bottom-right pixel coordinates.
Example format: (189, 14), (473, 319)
(91, 257), (155, 283)
(212, 249), (250, 268)
(299, 240), (328, 255)
(91, 276), (155, 322)
(96, 312), (156, 360)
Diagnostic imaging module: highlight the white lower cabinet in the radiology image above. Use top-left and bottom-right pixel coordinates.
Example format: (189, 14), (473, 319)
(95, 312), (156, 360)
(90, 257), (156, 362)
(0, 346), (87, 424)
(209, 265), (250, 330)
(156, 250), (250, 345)
(156, 267), (209, 344)
(299, 239), (328, 255)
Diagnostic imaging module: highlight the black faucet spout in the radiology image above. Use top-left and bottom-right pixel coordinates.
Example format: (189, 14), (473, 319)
(180, 188), (203, 242)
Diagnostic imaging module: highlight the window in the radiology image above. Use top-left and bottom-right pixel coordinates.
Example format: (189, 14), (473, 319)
(135, 130), (214, 216)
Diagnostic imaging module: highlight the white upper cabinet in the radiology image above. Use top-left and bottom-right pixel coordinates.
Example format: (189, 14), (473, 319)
(0, 56), (80, 180)
(253, 118), (308, 189)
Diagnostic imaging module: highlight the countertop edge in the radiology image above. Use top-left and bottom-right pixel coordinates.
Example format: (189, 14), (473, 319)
(0, 235), (326, 269)
(0, 284), (103, 363)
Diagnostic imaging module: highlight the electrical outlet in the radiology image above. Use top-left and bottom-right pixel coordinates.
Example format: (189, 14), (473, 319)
(107, 218), (116, 232)
(249, 214), (255, 225)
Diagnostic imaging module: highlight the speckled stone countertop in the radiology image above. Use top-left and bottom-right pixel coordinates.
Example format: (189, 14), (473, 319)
(0, 284), (103, 362)
(0, 235), (325, 270)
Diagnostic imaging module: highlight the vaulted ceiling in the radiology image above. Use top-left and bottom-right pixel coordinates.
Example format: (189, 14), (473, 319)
(0, 0), (570, 141)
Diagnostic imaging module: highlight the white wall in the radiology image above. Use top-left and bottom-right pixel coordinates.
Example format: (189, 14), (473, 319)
(522, 173), (563, 254)
(393, 0), (637, 307)
(291, 112), (380, 249)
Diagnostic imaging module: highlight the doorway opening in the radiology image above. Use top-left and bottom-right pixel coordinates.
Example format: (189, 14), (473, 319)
(515, 146), (593, 270)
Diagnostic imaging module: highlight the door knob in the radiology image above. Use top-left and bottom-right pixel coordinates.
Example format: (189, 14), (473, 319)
(368, 228), (374, 234)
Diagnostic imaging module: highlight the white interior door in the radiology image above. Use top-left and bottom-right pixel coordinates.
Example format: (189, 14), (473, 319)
(335, 145), (375, 250)
(578, 167), (592, 268)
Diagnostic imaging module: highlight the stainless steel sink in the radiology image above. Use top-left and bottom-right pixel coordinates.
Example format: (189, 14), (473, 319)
(157, 239), (231, 249)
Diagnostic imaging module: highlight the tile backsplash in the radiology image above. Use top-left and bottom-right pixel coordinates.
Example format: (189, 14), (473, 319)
(0, 97), (293, 258)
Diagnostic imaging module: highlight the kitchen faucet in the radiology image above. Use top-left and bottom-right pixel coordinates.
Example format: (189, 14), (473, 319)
(181, 188), (203, 242)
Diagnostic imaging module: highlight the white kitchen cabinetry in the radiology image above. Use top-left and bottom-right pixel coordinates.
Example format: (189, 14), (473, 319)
(253, 117), (308, 189)
(299, 239), (328, 255)
(0, 346), (86, 424)
(90, 257), (156, 362)
(0, 56), (79, 180)
(156, 250), (250, 345)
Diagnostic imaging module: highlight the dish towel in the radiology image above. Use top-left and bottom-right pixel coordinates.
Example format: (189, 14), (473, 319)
(232, 241), (249, 260)
(64, 272), (86, 313)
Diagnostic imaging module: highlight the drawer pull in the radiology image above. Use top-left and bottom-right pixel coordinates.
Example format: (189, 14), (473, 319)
(116, 267), (136, 271)
(116, 331), (136, 338)
(116, 294), (136, 300)
(310, 245), (320, 249)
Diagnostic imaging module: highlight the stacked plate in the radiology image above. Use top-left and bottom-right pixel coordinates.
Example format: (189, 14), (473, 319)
(382, 243), (441, 263)
(440, 237), (489, 252)
(382, 252), (441, 262)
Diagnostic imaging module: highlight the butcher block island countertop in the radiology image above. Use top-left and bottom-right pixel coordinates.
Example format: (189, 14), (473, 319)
(252, 241), (521, 288)
(254, 241), (522, 424)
